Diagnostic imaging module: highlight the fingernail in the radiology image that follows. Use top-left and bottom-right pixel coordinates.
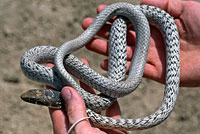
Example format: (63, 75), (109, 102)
(63, 87), (71, 101)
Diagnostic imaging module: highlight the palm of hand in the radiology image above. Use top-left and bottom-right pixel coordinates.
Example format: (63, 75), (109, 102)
(141, 0), (200, 86)
(82, 0), (200, 87)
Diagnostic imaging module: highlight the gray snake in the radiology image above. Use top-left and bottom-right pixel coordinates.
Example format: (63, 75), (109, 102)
(20, 3), (180, 131)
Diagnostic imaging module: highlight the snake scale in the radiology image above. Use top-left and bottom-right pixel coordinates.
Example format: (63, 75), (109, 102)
(20, 3), (180, 131)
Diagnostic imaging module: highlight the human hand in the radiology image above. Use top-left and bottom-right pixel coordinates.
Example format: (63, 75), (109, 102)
(47, 60), (128, 134)
(82, 0), (200, 87)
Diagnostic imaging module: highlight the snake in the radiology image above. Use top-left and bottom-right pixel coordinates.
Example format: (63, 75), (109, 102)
(20, 2), (180, 131)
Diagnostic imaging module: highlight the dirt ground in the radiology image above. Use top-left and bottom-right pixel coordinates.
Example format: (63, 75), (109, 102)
(0, 0), (200, 134)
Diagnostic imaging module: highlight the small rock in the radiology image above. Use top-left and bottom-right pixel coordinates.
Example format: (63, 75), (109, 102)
(3, 76), (20, 83)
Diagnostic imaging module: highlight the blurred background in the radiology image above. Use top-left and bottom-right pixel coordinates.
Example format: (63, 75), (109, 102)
(0, 0), (200, 133)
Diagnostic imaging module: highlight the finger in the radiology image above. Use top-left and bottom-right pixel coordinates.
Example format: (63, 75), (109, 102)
(127, 30), (136, 46)
(46, 63), (69, 133)
(100, 59), (130, 73)
(82, 17), (111, 39)
(80, 58), (89, 66)
(144, 63), (158, 78)
(141, 0), (183, 18)
(86, 38), (109, 56)
(97, 5), (107, 13)
(100, 59), (164, 84)
(82, 19), (137, 42)
(46, 85), (56, 90)
(106, 101), (121, 118)
(144, 63), (165, 84)
(102, 101), (129, 134)
(86, 38), (135, 60)
(79, 59), (96, 94)
(45, 64), (56, 90)
(46, 63), (54, 68)
(82, 17), (93, 30)
(49, 109), (69, 134)
(82, 4), (121, 39)
(101, 129), (128, 134)
(61, 87), (92, 133)
(97, 4), (118, 23)
(101, 128), (128, 134)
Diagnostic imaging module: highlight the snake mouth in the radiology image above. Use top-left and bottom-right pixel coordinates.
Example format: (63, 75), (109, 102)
(20, 89), (63, 109)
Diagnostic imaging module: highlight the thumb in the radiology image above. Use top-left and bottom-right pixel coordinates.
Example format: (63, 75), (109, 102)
(61, 87), (91, 133)
(141, 0), (183, 17)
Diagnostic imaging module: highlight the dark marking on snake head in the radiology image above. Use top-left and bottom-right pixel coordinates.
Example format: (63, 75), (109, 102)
(21, 89), (64, 109)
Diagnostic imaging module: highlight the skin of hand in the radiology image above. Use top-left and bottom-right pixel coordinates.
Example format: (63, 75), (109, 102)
(81, 0), (200, 87)
(46, 61), (128, 134)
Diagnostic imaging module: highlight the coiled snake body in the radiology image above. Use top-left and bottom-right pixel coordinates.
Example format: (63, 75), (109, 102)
(20, 3), (180, 131)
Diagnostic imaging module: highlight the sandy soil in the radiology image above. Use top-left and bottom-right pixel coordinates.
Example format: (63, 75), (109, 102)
(0, 0), (200, 134)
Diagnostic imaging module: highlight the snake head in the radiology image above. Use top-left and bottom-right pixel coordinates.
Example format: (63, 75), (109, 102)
(20, 89), (64, 109)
